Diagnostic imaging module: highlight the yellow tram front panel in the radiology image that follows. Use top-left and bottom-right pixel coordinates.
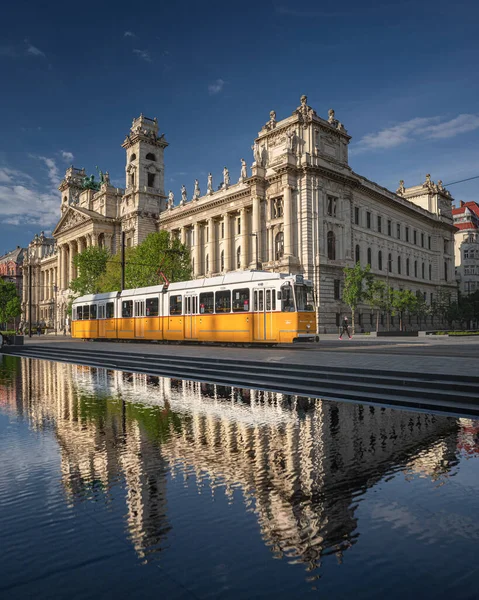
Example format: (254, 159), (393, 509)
(143, 316), (163, 340)
(117, 317), (134, 339)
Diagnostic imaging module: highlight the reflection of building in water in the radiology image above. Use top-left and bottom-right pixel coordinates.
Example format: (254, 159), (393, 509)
(71, 365), (459, 571)
(18, 358), (170, 559)
(457, 418), (479, 457)
(0, 356), (22, 415)
(7, 358), (461, 573)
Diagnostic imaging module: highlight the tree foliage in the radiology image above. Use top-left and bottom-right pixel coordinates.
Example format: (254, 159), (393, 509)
(365, 279), (388, 331)
(342, 262), (373, 333)
(70, 246), (110, 296)
(390, 289), (418, 331)
(0, 280), (22, 327)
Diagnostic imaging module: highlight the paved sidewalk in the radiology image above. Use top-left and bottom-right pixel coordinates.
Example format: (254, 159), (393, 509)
(11, 334), (479, 379)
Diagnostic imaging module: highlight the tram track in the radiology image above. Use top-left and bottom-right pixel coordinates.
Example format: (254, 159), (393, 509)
(3, 344), (479, 416)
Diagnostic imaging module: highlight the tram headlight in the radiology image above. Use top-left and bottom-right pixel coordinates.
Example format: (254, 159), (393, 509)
(306, 324), (311, 330)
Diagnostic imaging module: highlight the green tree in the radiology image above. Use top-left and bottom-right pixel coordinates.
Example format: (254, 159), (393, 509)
(98, 231), (192, 292)
(342, 262), (373, 334)
(0, 280), (22, 329)
(70, 245), (110, 296)
(366, 279), (388, 331)
(390, 289), (418, 331)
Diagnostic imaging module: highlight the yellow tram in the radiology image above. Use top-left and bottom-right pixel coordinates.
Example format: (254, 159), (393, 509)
(71, 271), (317, 344)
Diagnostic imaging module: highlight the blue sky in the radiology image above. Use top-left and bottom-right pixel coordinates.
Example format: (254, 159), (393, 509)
(1, 0), (478, 253)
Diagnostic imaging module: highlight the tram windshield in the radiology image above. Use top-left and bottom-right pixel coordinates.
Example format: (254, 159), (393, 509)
(294, 284), (315, 312)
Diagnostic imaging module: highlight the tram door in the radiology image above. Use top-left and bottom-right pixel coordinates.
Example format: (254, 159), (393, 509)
(184, 295), (198, 339)
(134, 299), (145, 338)
(253, 287), (276, 341)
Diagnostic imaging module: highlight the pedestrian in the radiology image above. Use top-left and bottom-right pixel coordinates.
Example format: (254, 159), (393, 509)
(339, 316), (352, 339)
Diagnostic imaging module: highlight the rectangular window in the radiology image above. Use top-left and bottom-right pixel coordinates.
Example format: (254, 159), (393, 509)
(83, 305), (90, 320)
(388, 220), (392, 236)
(266, 289), (272, 311)
(215, 290), (231, 312)
(377, 216), (382, 233)
(281, 285), (295, 312)
(146, 297), (159, 317)
(122, 300), (133, 318)
(199, 292), (214, 313)
(221, 222), (225, 238)
(414, 230), (417, 245)
(98, 304), (105, 319)
(232, 288), (250, 312)
(76, 306), (83, 320)
(106, 302), (114, 318)
(147, 173), (155, 188)
(90, 304), (97, 319)
(354, 206), (359, 225)
(406, 227), (409, 242)
(366, 211), (371, 229)
(237, 218), (241, 235)
(134, 300), (145, 317)
(397, 224), (401, 239)
(170, 295), (182, 315)
(428, 235), (431, 250)
(421, 232), (424, 247)
(334, 279), (341, 300)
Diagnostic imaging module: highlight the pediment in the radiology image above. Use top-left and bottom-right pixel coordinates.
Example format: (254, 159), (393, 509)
(52, 207), (92, 237)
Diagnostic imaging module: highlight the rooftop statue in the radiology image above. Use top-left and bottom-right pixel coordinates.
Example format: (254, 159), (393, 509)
(82, 174), (101, 191)
(207, 173), (213, 195)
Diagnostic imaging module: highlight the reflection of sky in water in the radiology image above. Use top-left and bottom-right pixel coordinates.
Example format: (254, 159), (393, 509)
(0, 355), (478, 600)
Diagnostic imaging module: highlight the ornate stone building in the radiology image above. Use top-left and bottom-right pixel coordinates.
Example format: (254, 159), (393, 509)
(452, 200), (479, 295)
(0, 246), (25, 296)
(22, 97), (457, 332)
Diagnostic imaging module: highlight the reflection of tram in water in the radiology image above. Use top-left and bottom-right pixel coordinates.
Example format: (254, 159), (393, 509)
(72, 271), (317, 344)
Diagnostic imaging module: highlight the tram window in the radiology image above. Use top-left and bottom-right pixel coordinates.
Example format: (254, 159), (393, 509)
(272, 291), (276, 311)
(253, 290), (258, 311)
(122, 300), (133, 318)
(199, 292), (214, 313)
(281, 285), (295, 312)
(83, 305), (90, 320)
(295, 285), (315, 311)
(106, 302), (114, 318)
(232, 288), (250, 312)
(258, 290), (264, 311)
(135, 301), (145, 317)
(98, 305), (105, 319)
(76, 306), (83, 320)
(146, 297), (159, 316)
(266, 290), (271, 310)
(170, 295), (182, 315)
(90, 304), (97, 319)
(215, 290), (231, 313)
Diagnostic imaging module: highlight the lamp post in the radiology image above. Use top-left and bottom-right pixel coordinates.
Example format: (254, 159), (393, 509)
(249, 232), (259, 270)
(386, 258), (391, 332)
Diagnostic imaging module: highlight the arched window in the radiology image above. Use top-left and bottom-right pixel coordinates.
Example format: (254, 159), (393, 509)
(327, 231), (336, 260)
(422, 262), (425, 279)
(397, 255), (401, 274)
(367, 247), (372, 267)
(145, 153), (156, 161)
(130, 153), (136, 162)
(205, 254), (209, 274)
(236, 247), (241, 269)
(220, 250), (225, 271)
(406, 258), (410, 276)
(414, 260), (418, 277)
(275, 232), (284, 260)
(378, 251), (383, 271)
(388, 253), (392, 273)
(429, 264), (432, 280)
(355, 244), (360, 264)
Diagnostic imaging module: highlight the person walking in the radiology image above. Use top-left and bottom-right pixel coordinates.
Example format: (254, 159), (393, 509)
(339, 316), (352, 339)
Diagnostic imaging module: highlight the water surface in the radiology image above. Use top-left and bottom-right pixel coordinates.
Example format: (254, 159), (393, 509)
(0, 355), (478, 599)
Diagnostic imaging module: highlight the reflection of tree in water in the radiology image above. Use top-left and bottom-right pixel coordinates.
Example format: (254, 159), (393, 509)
(11, 359), (462, 577)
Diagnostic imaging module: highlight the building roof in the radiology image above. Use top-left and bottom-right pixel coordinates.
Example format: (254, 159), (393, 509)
(0, 246), (25, 264)
(452, 201), (479, 219)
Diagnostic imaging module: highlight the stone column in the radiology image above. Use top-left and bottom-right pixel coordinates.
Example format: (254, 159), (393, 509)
(68, 242), (75, 284)
(91, 233), (97, 246)
(181, 227), (186, 246)
(40, 271), (44, 301)
(252, 196), (261, 266)
(240, 208), (248, 269)
(223, 213), (231, 272)
(268, 226), (274, 262)
(208, 218), (215, 275)
(283, 185), (293, 256)
(193, 223), (200, 277)
(104, 233), (113, 253)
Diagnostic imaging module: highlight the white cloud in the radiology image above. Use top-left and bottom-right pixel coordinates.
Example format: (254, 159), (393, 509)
(124, 31), (135, 37)
(24, 39), (45, 58)
(33, 156), (60, 188)
(208, 79), (225, 95)
(354, 114), (479, 152)
(61, 150), (74, 163)
(133, 49), (151, 62)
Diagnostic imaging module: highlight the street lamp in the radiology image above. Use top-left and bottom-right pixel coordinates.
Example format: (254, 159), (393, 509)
(249, 232), (259, 270)
(386, 258), (391, 332)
